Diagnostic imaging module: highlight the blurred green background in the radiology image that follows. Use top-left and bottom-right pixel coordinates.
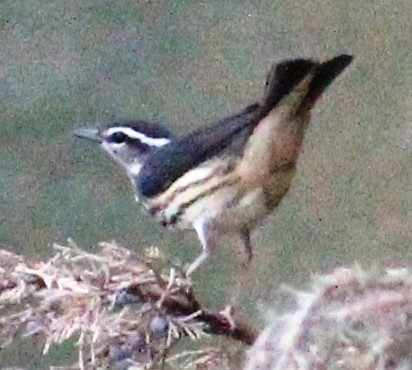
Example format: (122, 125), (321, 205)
(0, 0), (411, 368)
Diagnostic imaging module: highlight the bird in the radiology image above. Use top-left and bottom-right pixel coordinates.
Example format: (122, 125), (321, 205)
(74, 54), (353, 275)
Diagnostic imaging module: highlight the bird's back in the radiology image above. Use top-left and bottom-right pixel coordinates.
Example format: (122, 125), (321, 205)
(139, 55), (353, 229)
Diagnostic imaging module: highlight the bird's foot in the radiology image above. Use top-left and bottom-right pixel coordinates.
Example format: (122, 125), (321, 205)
(182, 251), (210, 277)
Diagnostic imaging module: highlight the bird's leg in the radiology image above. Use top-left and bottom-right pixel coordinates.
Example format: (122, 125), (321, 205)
(230, 231), (253, 304)
(238, 230), (252, 268)
(185, 218), (218, 276)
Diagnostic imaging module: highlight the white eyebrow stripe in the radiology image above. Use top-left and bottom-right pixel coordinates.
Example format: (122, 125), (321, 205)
(106, 127), (171, 147)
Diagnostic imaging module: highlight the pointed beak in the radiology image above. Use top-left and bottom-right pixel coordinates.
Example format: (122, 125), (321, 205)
(73, 128), (103, 142)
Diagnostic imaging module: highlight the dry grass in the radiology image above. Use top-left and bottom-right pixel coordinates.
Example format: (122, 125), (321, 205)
(0, 240), (254, 369)
(2, 241), (412, 369)
(245, 265), (412, 370)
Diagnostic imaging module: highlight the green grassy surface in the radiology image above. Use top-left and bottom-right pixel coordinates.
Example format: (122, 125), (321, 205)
(0, 0), (411, 368)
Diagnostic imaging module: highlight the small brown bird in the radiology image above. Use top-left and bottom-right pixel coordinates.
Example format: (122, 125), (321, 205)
(74, 54), (353, 275)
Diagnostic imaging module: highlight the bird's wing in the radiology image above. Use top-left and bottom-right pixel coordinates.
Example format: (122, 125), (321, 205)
(136, 58), (319, 199)
(137, 54), (353, 198)
(137, 103), (261, 198)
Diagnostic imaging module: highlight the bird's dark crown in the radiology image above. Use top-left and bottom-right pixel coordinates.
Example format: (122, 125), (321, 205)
(100, 121), (172, 154)
(104, 121), (172, 144)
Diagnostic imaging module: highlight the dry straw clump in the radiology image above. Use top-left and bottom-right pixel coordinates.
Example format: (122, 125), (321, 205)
(0, 240), (254, 370)
(244, 266), (412, 370)
(2, 241), (412, 370)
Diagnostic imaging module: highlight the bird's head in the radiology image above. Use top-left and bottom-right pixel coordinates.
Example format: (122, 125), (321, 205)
(74, 121), (172, 176)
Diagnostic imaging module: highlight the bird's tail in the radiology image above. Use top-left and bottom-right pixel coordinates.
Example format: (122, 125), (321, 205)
(236, 55), (353, 191)
(260, 54), (353, 118)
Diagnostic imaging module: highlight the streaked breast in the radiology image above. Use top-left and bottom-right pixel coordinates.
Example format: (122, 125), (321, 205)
(142, 159), (240, 228)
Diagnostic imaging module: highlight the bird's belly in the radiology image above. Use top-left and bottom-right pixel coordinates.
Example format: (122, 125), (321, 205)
(141, 159), (238, 229)
(144, 183), (270, 234)
(181, 186), (272, 232)
(144, 179), (241, 230)
(216, 188), (270, 232)
(142, 165), (295, 233)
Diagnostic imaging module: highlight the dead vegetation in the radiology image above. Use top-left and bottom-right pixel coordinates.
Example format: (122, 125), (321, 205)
(2, 241), (412, 369)
(0, 240), (255, 369)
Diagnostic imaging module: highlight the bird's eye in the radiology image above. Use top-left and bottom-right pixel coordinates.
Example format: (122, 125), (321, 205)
(109, 132), (128, 144)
